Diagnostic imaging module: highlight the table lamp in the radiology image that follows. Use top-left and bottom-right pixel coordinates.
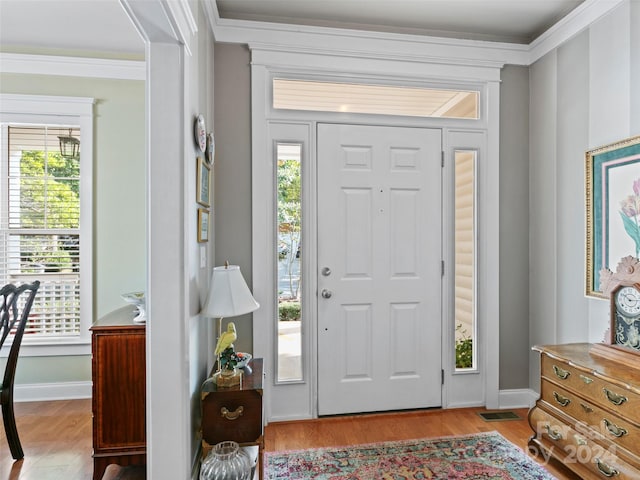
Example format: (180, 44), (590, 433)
(201, 262), (259, 384)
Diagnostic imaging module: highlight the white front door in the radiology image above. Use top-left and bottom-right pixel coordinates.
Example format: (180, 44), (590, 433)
(317, 123), (442, 415)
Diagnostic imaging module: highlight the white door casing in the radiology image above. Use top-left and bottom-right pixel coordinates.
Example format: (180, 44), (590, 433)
(317, 123), (443, 415)
(252, 58), (500, 422)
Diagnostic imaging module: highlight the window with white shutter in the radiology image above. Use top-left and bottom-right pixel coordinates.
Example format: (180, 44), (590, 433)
(1, 94), (93, 354)
(454, 150), (476, 370)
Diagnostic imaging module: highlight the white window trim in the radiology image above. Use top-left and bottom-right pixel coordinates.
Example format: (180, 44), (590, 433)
(0, 94), (94, 357)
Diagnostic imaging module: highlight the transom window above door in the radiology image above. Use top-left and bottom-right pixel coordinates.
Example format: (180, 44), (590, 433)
(273, 79), (479, 119)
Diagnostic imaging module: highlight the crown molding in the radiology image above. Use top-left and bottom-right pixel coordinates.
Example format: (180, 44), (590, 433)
(528, 0), (626, 64)
(207, 0), (626, 68)
(0, 52), (145, 80)
(213, 16), (529, 67)
(0, 0), (626, 80)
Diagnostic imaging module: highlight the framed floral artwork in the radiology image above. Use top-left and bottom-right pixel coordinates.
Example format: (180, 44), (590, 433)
(586, 135), (640, 297)
(196, 156), (210, 207)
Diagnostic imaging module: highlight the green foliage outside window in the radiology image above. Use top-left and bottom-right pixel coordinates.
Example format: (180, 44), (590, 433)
(278, 301), (301, 322)
(455, 323), (473, 369)
(17, 150), (80, 228)
(13, 150), (80, 273)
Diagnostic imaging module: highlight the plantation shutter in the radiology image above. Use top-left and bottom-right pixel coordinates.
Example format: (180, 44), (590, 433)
(454, 152), (475, 342)
(1, 125), (81, 337)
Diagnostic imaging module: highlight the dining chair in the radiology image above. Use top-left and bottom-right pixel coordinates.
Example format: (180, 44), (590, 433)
(1, 280), (40, 460)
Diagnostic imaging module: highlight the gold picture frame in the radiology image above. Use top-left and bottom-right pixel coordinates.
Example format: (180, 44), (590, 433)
(196, 156), (210, 207)
(197, 208), (209, 243)
(586, 135), (640, 297)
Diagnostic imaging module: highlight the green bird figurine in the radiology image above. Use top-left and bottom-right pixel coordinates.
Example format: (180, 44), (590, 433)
(215, 321), (237, 355)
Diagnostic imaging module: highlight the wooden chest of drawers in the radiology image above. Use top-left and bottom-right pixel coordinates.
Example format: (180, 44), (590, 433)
(529, 343), (640, 479)
(91, 309), (146, 480)
(201, 359), (263, 479)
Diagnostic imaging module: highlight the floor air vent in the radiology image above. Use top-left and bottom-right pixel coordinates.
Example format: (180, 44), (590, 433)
(478, 411), (520, 422)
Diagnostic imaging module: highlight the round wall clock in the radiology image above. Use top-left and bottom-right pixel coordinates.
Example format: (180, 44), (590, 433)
(194, 114), (207, 153)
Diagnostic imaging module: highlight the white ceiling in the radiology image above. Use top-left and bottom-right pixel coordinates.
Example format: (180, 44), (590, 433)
(0, 0), (586, 57)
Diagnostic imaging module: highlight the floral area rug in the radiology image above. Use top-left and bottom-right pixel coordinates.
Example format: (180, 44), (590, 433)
(264, 431), (557, 480)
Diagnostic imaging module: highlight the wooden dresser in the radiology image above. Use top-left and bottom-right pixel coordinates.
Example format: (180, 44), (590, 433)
(529, 343), (640, 479)
(91, 307), (146, 480)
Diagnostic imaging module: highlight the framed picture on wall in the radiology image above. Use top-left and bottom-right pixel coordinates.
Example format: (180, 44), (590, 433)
(586, 135), (640, 298)
(196, 156), (210, 207)
(197, 208), (209, 243)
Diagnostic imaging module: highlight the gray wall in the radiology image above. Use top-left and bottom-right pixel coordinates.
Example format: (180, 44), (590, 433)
(214, 1), (640, 394)
(499, 65), (530, 390)
(213, 43), (534, 391)
(528, 0), (640, 388)
(0, 73), (145, 387)
(213, 43), (254, 354)
(187, 2), (217, 469)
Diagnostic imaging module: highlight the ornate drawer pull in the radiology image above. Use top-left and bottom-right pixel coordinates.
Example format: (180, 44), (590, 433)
(552, 391), (571, 407)
(594, 457), (619, 477)
(580, 403), (593, 413)
(544, 424), (562, 441)
(221, 406), (244, 420)
(603, 418), (627, 438)
(603, 388), (627, 406)
(552, 365), (570, 380)
(580, 374), (593, 384)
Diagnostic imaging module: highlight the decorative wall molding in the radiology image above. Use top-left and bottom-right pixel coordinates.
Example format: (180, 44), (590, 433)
(159, 0), (199, 56)
(0, 52), (145, 80)
(215, 18), (529, 67)
(528, 0), (626, 63)
(0, 0), (624, 81)
(206, 0), (624, 68)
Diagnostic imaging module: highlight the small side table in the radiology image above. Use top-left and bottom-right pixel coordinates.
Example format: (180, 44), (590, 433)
(201, 358), (263, 480)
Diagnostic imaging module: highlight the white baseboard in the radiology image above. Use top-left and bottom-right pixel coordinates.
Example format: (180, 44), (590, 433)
(498, 388), (538, 409)
(14, 381), (92, 402)
(12, 384), (539, 411)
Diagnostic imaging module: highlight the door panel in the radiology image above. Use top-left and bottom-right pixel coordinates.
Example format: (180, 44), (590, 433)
(317, 123), (442, 415)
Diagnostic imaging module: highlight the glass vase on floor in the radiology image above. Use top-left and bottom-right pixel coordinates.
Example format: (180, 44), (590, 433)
(200, 441), (252, 480)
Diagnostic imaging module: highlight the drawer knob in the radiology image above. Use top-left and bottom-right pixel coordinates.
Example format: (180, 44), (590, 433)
(544, 424), (562, 441)
(221, 406), (244, 421)
(603, 418), (627, 438)
(552, 365), (570, 380)
(594, 457), (619, 477)
(552, 391), (571, 407)
(603, 388), (628, 406)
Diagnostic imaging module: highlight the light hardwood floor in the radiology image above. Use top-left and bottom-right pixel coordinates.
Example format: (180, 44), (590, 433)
(2, 400), (578, 479)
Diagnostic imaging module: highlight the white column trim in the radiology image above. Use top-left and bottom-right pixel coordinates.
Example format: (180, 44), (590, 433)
(120, 1), (193, 478)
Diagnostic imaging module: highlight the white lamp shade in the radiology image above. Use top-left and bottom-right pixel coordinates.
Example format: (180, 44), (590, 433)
(202, 265), (259, 318)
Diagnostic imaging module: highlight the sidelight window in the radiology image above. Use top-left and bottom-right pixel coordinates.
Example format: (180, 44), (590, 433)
(454, 150), (477, 370)
(276, 143), (303, 382)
